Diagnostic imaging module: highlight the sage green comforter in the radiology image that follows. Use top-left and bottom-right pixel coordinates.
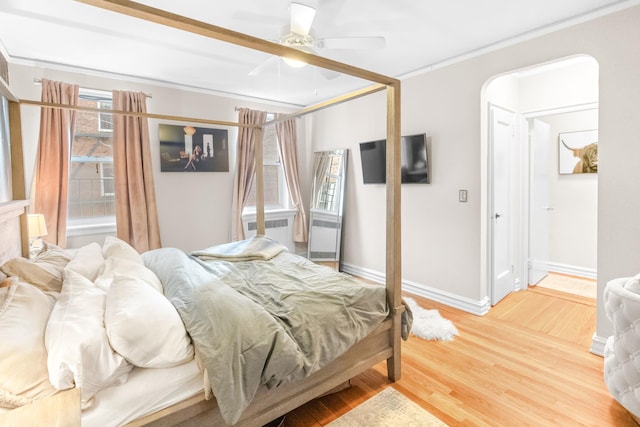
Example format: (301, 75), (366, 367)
(142, 236), (388, 425)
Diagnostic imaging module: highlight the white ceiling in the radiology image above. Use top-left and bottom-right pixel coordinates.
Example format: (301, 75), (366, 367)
(0, 0), (636, 106)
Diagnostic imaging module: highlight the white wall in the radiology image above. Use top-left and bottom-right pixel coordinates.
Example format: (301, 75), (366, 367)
(8, 64), (305, 253)
(518, 58), (599, 112)
(311, 5), (640, 345)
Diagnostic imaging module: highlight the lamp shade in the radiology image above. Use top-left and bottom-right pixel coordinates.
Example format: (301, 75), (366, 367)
(28, 214), (48, 240)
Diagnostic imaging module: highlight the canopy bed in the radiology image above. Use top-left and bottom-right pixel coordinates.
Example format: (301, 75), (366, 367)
(0, 0), (404, 425)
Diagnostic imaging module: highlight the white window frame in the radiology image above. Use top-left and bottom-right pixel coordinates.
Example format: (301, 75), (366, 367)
(99, 161), (115, 197)
(98, 100), (113, 132)
(243, 113), (293, 215)
(67, 89), (116, 236)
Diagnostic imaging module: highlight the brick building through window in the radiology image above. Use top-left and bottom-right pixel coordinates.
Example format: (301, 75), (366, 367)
(68, 89), (114, 221)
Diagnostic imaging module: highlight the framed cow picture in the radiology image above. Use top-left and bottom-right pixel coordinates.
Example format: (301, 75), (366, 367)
(558, 129), (598, 175)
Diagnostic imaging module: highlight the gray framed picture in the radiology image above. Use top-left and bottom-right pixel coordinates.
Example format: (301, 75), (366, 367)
(558, 129), (598, 175)
(159, 124), (229, 172)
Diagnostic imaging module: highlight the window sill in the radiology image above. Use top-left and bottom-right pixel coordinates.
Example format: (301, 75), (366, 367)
(67, 217), (116, 237)
(242, 207), (297, 221)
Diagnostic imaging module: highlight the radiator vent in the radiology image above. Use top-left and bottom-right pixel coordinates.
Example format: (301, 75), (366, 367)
(247, 218), (288, 231)
(311, 219), (340, 229)
(310, 251), (337, 259)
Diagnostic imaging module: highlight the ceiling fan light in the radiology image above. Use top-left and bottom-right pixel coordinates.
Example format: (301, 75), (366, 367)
(283, 56), (308, 68)
(282, 45), (313, 68)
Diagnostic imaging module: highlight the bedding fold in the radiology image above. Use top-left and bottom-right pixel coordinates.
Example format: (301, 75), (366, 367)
(143, 236), (388, 425)
(190, 235), (287, 261)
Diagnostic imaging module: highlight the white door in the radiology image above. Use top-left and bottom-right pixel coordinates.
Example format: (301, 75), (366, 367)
(490, 105), (515, 305)
(528, 118), (551, 285)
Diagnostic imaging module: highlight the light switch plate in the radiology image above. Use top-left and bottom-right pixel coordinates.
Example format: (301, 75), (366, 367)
(459, 190), (468, 202)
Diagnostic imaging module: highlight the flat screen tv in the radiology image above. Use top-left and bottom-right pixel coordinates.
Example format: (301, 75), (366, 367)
(359, 133), (429, 184)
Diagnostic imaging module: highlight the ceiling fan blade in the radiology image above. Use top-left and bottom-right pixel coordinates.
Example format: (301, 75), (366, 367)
(290, 2), (316, 36)
(320, 68), (341, 80)
(318, 37), (386, 50)
(248, 56), (278, 76)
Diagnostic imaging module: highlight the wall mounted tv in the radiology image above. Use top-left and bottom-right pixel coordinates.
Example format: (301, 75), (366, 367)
(359, 133), (429, 184)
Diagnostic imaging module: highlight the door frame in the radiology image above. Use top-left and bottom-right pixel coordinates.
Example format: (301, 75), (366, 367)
(487, 103), (518, 305)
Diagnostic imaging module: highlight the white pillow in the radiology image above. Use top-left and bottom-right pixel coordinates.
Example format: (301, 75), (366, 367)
(94, 256), (163, 293)
(102, 236), (143, 264)
(64, 242), (105, 282)
(45, 270), (132, 408)
(0, 280), (59, 409)
(105, 273), (194, 368)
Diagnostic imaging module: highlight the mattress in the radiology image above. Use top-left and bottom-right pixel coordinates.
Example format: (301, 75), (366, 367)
(82, 359), (203, 427)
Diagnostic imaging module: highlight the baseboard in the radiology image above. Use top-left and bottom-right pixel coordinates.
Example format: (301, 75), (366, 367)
(341, 262), (491, 316)
(590, 334), (607, 357)
(546, 261), (597, 280)
(341, 262), (605, 347)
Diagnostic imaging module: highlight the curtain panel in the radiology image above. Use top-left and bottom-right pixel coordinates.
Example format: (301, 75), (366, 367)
(112, 90), (161, 252)
(231, 108), (266, 241)
(275, 115), (307, 243)
(32, 79), (79, 247)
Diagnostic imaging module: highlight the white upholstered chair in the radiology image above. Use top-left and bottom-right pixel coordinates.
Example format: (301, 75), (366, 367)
(604, 276), (640, 422)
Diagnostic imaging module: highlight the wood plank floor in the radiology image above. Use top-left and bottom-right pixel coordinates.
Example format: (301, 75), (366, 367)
(281, 287), (636, 426)
(536, 272), (597, 299)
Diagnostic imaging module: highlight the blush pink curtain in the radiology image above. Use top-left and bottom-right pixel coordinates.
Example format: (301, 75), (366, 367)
(32, 79), (79, 247)
(231, 108), (266, 241)
(112, 90), (161, 252)
(275, 115), (307, 243)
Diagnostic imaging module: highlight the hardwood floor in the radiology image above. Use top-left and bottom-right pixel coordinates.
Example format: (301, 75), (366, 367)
(282, 287), (636, 426)
(536, 272), (597, 300)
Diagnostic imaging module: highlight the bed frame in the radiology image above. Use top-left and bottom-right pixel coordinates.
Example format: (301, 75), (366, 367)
(2, 1), (404, 425)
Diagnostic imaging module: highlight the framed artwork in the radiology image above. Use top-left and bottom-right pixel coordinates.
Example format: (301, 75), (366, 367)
(558, 129), (598, 175)
(159, 124), (229, 172)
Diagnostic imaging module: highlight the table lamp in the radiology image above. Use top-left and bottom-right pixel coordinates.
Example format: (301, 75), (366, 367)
(28, 213), (48, 256)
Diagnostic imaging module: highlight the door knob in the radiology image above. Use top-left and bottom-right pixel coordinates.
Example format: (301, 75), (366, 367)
(495, 213), (501, 219)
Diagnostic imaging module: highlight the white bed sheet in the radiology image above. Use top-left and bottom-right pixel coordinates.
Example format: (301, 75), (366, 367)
(82, 359), (203, 427)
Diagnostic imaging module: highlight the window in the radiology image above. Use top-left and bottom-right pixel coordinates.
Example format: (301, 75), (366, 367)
(99, 162), (115, 196)
(315, 155), (342, 212)
(244, 113), (292, 211)
(67, 89), (115, 231)
(0, 95), (11, 203)
(98, 100), (113, 132)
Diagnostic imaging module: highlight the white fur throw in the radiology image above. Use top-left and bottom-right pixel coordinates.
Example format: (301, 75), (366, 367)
(405, 297), (459, 341)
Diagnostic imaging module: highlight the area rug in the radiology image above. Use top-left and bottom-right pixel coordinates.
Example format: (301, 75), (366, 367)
(405, 297), (459, 341)
(326, 387), (448, 427)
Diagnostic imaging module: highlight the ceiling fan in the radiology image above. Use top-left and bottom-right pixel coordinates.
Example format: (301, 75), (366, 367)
(249, 2), (385, 77)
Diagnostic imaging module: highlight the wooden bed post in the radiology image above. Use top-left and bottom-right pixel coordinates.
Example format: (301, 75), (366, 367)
(254, 126), (265, 236)
(7, 102), (25, 201)
(8, 100), (29, 257)
(385, 82), (402, 381)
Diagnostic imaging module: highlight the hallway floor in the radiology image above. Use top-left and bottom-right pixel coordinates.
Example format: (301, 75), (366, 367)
(535, 272), (597, 299)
